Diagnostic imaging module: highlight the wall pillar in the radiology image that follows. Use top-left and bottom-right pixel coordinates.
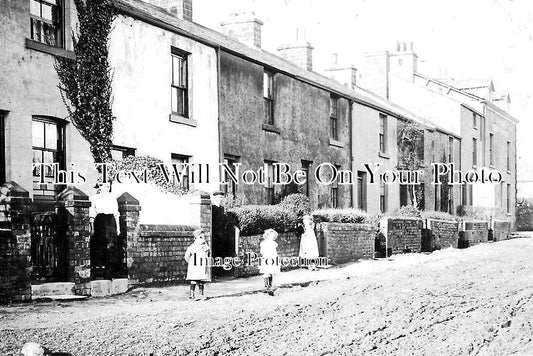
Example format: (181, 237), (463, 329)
(56, 186), (92, 296)
(189, 191), (212, 246)
(117, 192), (141, 285)
(190, 191), (212, 281)
(0, 181), (32, 303)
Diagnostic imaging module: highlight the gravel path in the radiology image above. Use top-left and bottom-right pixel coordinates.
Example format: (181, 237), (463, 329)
(1, 238), (532, 356)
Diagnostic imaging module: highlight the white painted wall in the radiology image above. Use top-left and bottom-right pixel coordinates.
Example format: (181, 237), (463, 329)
(108, 15), (220, 193)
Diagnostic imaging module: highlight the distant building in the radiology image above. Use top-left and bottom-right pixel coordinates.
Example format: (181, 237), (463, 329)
(359, 43), (518, 225)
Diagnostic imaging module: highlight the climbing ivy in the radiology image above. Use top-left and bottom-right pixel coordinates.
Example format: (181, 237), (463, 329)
(397, 120), (425, 208)
(55, 0), (116, 163)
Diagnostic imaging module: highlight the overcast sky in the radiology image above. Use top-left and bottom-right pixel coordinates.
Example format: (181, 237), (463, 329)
(194, 0), (533, 180)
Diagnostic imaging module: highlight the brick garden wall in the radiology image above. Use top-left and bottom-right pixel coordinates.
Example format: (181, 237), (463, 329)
(422, 219), (459, 252)
(0, 182), (32, 303)
(491, 220), (511, 242)
(0, 220), (31, 303)
(460, 221), (489, 248)
(381, 218), (423, 255)
(316, 222), (374, 265)
(236, 231), (300, 277)
(127, 224), (196, 285)
(119, 191), (213, 287)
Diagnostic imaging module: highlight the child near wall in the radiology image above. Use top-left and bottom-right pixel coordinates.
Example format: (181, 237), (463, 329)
(259, 229), (280, 295)
(184, 229), (210, 300)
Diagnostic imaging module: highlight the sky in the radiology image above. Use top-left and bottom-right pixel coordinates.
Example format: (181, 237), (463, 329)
(194, 0), (533, 180)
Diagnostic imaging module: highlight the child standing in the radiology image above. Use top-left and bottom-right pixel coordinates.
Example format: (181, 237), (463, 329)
(299, 215), (320, 271)
(259, 229), (280, 293)
(184, 229), (210, 300)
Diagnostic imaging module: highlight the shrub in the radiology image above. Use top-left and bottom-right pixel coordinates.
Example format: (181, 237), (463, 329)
(228, 204), (299, 236)
(279, 193), (311, 220)
(107, 155), (186, 195)
(312, 208), (370, 224)
(220, 195), (246, 210)
(516, 198), (533, 231)
(393, 205), (421, 218)
(421, 211), (458, 222)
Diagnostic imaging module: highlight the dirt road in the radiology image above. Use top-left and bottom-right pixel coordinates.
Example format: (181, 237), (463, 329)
(1, 237), (532, 356)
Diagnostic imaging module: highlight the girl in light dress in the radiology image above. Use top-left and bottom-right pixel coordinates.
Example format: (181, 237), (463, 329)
(259, 229), (280, 292)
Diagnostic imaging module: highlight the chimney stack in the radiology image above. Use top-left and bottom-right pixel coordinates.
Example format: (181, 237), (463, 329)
(145, 0), (193, 21)
(221, 12), (263, 49)
(277, 28), (314, 71)
(391, 41), (418, 81)
(325, 53), (357, 90)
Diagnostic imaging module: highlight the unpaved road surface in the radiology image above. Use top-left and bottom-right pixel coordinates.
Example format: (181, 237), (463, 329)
(1, 238), (533, 356)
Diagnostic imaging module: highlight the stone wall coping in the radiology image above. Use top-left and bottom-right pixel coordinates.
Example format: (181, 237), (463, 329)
(118, 204), (141, 212)
(0, 181), (29, 198)
(462, 219), (489, 224)
(57, 186), (89, 201)
(318, 222), (375, 229)
(425, 218), (459, 224)
(241, 230), (299, 238)
(384, 216), (422, 221)
(139, 224), (198, 232)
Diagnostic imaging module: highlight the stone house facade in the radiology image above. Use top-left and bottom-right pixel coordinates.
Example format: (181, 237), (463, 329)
(358, 45), (518, 224)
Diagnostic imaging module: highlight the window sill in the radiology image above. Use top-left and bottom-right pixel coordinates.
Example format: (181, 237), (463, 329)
(329, 138), (344, 148)
(378, 151), (390, 159)
(489, 165), (495, 169)
(472, 165), (478, 169)
(262, 123), (281, 134)
(25, 39), (75, 60)
(507, 170), (512, 175)
(170, 113), (197, 127)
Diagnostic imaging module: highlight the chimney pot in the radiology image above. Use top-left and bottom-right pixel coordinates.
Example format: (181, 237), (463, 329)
(331, 53), (339, 65)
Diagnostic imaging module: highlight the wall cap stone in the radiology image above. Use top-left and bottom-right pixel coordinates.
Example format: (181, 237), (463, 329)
(0, 181), (29, 198)
(57, 186), (89, 201)
(117, 192), (140, 206)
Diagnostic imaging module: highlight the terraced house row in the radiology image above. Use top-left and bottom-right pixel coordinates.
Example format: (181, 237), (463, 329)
(0, 0), (520, 302)
(0, 0), (517, 218)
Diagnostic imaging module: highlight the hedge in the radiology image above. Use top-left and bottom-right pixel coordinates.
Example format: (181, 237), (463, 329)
(312, 208), (370, 224)
(390, 205), (458, 222)
(279, 193), (311, 220)
(228, 205), (299, 236)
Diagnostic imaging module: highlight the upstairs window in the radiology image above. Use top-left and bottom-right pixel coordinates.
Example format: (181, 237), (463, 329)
(330, 95), (338, 140)
(263, 70), (274, 125)
(30, 0), (63, 48)
(489, 133), (494, 166)
(379, 113), (387, 153)
(472, 112), (478, 128)
(507, 141), (511, 171)
(171, 49), (189, 117)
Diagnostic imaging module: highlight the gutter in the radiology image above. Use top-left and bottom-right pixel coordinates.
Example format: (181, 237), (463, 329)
(111, 0), (424, 124)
